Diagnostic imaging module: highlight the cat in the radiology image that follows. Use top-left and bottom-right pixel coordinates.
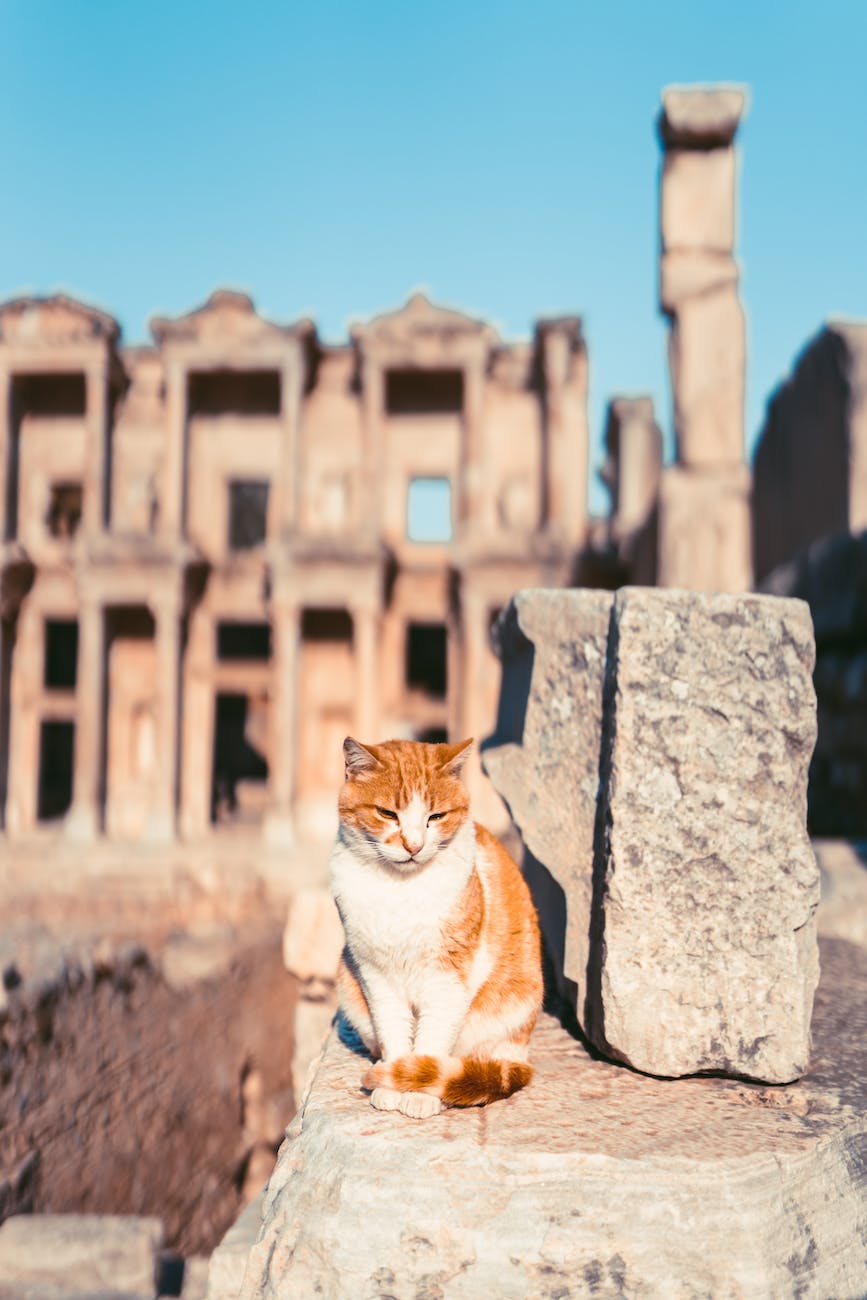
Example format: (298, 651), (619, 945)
(329, 735), (543, 1120)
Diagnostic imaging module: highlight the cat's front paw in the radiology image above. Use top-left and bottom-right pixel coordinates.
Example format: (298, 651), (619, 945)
(397, 1092), (443, 1119)
(369, 1086), (403, 1111)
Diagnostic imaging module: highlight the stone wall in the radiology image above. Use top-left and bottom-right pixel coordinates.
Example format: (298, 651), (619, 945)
(763, 530), (867, 836)
(753, 321), (867, 584)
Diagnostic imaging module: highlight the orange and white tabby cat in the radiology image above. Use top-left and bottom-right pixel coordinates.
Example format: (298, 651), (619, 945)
(329, 736), (543, 1120)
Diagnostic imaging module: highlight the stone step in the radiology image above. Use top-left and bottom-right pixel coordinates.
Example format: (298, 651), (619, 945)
(0, 1214), (163, 1299)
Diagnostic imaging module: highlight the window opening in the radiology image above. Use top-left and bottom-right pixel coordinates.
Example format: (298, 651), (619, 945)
(44, 619), (78, 690)
(385, 369), (463, 415)
(228, 480), (269, 550)
(46, 482), (83, 538)
(406, 622), (447, 699)
(188, 370), (281, 416)
(216, 622), (272, 662)
(407, 477), (452, 543)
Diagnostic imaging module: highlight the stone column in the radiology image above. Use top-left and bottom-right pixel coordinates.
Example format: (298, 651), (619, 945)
(602, 396), (663, 585)
(657, 84), (751, 591)
(83, 361), (109, 536)
(5, 600), (41, 835)
(538, 320), (588, 548)
(161, 358), (186, 540)
(263, 596), (300, 846)
(360, 358), (384, 540)
(179, 607), (214, 839)
(148, 591), (181, 841)
(278, 347), (303, 537)
(66, 596), (103, 840)
(353, 603), (379, 742)
(459, 360), (486, 537)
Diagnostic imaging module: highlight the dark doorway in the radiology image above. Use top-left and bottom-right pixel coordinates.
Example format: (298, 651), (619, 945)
(406, 623), (447, 699)
(415, 726), (448, 744)
(301, 608), (354, 643)
(37, 719), (75, 821)
(46, 482), (83, 538)
(211, 693), (269, 823)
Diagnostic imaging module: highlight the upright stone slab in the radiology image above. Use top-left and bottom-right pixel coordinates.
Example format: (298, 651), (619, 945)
(593, 588), (820, 1082)
(483, 589), (612, 1012)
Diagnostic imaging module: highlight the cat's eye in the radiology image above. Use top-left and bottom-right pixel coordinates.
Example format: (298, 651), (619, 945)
(375, 806), (398, 820)
(428, 811), (447, 822)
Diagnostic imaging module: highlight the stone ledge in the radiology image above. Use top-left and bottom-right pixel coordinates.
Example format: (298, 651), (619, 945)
(239, 937), (867, 1299)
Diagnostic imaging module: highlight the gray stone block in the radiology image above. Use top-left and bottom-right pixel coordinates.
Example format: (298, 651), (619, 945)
(0, 1214), (162, 1300)
(486, 587), (820, 1084)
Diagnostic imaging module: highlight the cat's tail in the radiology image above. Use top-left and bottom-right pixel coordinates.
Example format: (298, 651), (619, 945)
(362, 1053), (532, 1107)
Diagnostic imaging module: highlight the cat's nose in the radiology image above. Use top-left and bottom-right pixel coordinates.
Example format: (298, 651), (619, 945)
(402, 833), (424, 856)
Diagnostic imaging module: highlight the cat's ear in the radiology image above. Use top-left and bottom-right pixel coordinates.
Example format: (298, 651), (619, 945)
(343, 736), (381, 778)
(437, 738), (473, 777)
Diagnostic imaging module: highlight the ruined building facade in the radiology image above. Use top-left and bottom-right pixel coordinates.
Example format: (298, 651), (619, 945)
(0, 290), (588, 841)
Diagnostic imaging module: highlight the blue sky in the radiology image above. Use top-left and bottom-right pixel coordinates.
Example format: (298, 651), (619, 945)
(1, 1), (865, 513)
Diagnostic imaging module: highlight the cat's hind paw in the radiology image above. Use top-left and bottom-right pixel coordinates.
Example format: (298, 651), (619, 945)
(397, 1092), (443, 1120)
(369, 1086), (403, 1112)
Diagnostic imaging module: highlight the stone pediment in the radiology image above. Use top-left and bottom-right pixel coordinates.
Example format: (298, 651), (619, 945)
(0, 295), (120, 348)
(353, 292), (498, 353)
(151, 290), (312, 348)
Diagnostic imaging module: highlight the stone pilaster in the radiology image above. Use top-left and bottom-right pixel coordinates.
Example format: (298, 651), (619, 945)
(148, 591), (181, 841)
(83, 361), (109, 536)
(66, 596), (103, 840)
(178, 606), (214, 839)
(161, 358), (186, 540)
(263, 596), (300, 846)
(5, 600), (41, 836)
(537, 319), (588, 549)
(360, 359), (384, 541)
(352, 603), (379, 743)
(459, 360), (486, 536)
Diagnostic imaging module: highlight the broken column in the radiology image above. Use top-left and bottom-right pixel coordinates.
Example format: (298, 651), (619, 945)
(484, 586), (820, 1083)
(657, 85), (752, 591)
(600, 396), (663, 586)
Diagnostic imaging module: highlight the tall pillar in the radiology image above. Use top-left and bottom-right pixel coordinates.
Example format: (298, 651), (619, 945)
(179, 607), (214, 839)
(460, 360), (487, 536)
(161, 358), (186, 540)
(360, 359), (384, 540)
(353, 604), (379, 742)
(83, 361), (109, 536)
(278, 348), (303, 536)
(538, 320), (589, 548)
(5, 600), (40, 835)
(66, 596), (103, 840)
(148, 591), (181, 841)
(657, 84), (751, 591)
(263, 596), (300, 846)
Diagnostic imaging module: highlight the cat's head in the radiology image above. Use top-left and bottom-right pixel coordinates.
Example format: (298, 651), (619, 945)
(338, 736), (472, 869)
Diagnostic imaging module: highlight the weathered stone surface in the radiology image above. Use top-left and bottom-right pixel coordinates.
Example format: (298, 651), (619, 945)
(660, 249), (738, 313)
(657, 463), (752, 591)
(0, 1214), (163, 1299)
(593, 588), (819, 1082)
(660, 84), (747, 148)
(239, 937), (867, 1300)
(661, 148), (736, 254)
(668, 284), (745, 466)
(282, 885), (342, 984)
(208, 1192), (265, 1300)
(483, 589), (613, 1009)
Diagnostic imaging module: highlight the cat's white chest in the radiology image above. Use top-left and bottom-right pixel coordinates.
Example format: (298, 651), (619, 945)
(329, 831), (474, 973)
